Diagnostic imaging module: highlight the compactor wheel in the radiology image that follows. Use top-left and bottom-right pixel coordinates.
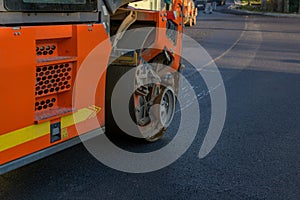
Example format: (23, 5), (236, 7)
(105, 65), (176, 142)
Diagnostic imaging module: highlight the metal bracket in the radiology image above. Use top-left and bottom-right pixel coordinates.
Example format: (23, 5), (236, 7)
(112, 10), (138, 50)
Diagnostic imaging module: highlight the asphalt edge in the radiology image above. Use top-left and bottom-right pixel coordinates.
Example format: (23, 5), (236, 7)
(216, 5), (300, 18)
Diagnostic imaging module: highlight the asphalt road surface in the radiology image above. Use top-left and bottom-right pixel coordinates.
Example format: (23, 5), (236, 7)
(1, 11), (300, 200)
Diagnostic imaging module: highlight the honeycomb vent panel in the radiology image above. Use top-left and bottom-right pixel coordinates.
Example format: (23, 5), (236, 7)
(35, 96), (57, 111)
(36, 43), (57, 57)
(35, 63), (73, 97)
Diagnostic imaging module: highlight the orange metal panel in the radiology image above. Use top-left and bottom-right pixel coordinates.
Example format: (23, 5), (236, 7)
(0, 28), (36, 135)
(0, 134), (50, 165)
(35, 25), (73, 40)
(0, 117), (99, 165)
(0, 24), (110, 165)
(72, 24), (111, 123)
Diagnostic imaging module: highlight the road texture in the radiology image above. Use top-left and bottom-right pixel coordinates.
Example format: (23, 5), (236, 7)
(1, 11), (300, 200)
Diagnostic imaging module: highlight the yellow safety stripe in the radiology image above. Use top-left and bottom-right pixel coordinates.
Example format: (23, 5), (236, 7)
(61, 107), (95, 128)
(0, 106), (101, 152)
(0, 122), (50, 152)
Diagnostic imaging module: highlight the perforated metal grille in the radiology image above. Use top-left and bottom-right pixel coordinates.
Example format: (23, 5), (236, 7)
(35, 63), (73, 97)
(35, 96), (57, 111)
(36, 43), (57, 57)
